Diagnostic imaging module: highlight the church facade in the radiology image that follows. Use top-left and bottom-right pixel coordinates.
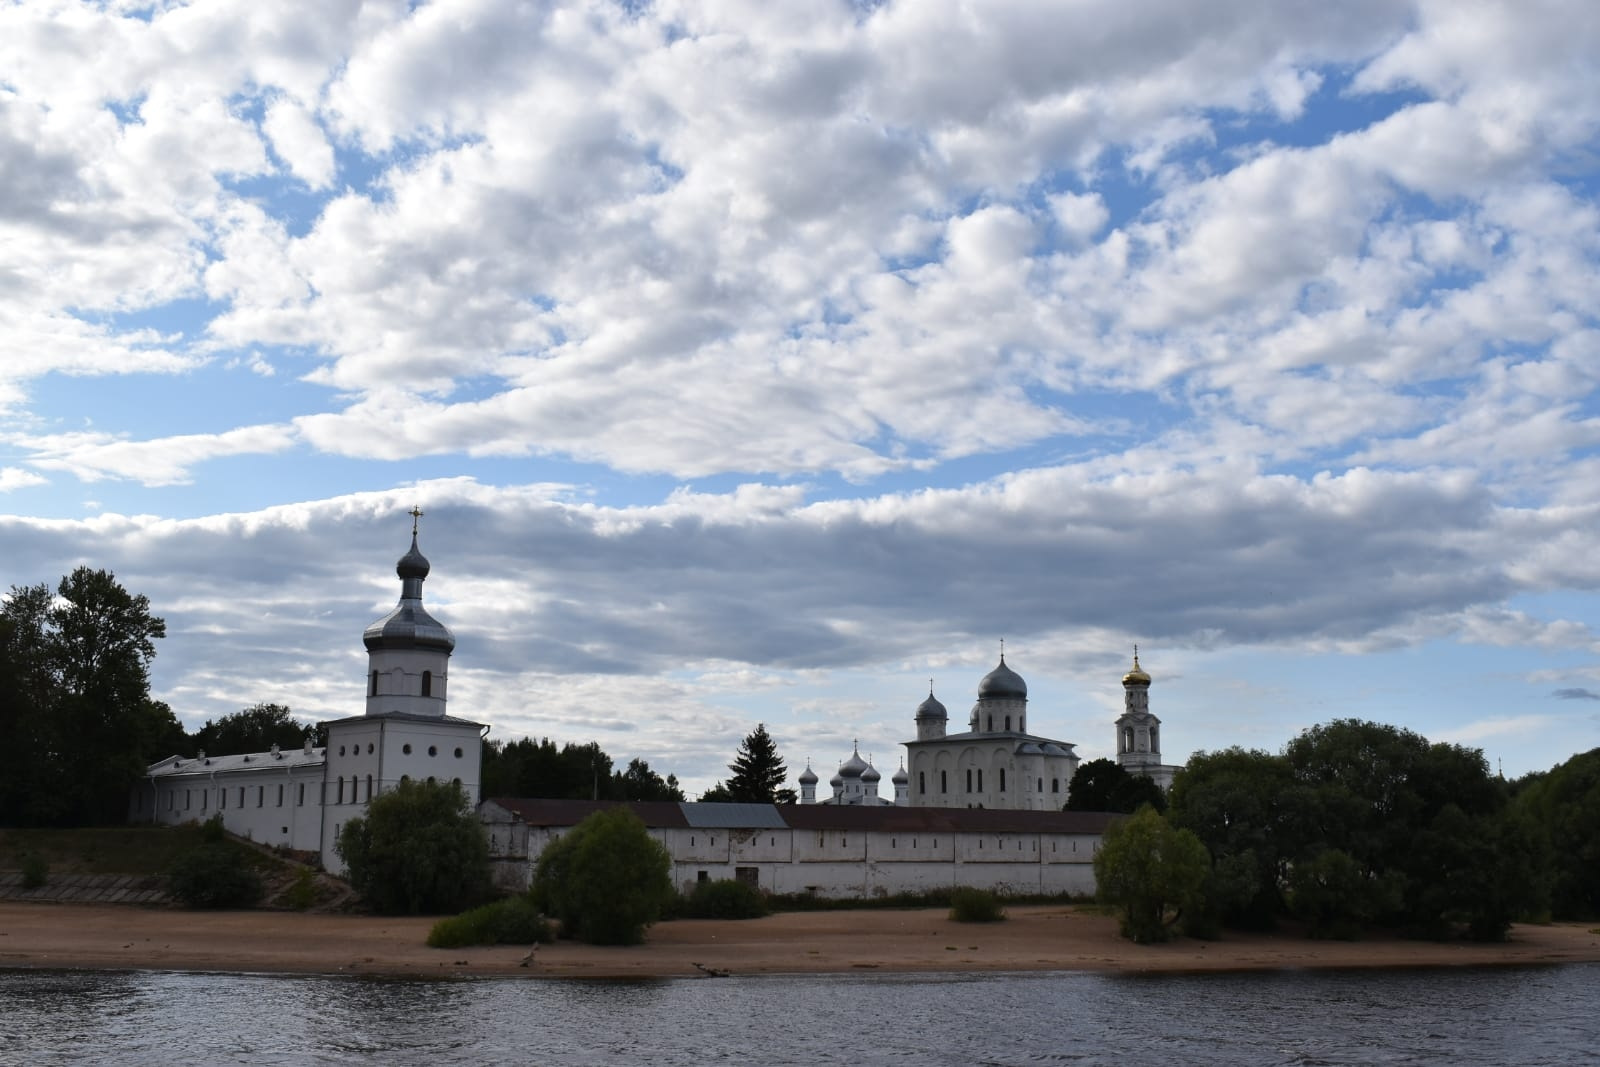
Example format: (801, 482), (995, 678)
(130, 519), (486, 873)
(797, 650), (1174, 809)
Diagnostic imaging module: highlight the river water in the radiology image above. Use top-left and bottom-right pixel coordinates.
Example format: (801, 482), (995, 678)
(1, 964), (1593, 1066)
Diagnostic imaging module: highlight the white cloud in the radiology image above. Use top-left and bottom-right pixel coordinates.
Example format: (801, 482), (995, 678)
(0, 467), (47, 492)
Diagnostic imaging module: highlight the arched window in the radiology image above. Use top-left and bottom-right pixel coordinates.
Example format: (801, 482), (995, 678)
(421, 670), (432, 696)
(367, 774), (373, 800)
(336, 777), (344, 804)
(1150, 726), (1159, 753)
(986, 715), (993, 730)
(999, 768), (1006, 792)
(919, 771), (926, 795)
(1005, 715), (1011, 731)
(370, 670), (378, 697)
(1123, 726), (1133, 752)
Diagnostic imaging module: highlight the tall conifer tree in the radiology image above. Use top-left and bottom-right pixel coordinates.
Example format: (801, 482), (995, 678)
(725, 723), (788, 802)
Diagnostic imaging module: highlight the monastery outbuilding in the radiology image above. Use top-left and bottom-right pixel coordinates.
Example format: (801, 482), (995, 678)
(131, 516), (486, 873)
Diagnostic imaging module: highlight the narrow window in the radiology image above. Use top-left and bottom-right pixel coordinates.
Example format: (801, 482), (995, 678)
(919, 771), (926, 795)
(1051, 778), (1059, 793)
(337, 777), (344, 804)
(367, 774), (373, 800)
(986, 715), (992, 730)
(977, 769), (984, 792)
(966, 768), (972, 792)
(1005, 715), (1011, 730)
(185, 789), (191, 810)
(891, 838), (896, 849)
(276, 784), (284, 807)
(999, 768), (1006, 792)
(238, 786), (245, 808)
(257, 786), (264, 808)
(221, 789), (227, 810)
(297, 783), (305, 807)
(370, 670), (378, 697)
(421, 670), (432, 697)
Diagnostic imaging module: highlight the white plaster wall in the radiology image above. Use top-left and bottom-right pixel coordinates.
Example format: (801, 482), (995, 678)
(495, 823), (1104, 900)
(137, 766), (325, 852)
(320, 717), (484, 872)
(364, 648), (449, 717)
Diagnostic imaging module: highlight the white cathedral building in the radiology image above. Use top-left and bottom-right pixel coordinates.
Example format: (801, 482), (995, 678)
(131, 518), (486, 873)
(798, 649), (1176, 809)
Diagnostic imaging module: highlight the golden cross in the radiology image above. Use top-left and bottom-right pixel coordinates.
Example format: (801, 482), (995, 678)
(410, 505), (424, 535)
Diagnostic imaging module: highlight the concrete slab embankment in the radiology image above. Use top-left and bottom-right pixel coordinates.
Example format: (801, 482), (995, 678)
(0, 870), (169, 905)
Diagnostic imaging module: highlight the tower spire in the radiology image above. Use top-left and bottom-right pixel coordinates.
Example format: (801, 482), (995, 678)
(410, 505), (424, 536)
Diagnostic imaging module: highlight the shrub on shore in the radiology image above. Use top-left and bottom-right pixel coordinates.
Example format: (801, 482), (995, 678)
(20, 852), (48, 889)
(167, 817), (263, 909)
(949, 888), (1005, 923)
(681, 878), (769, 919)
(427, 896), (554, 948)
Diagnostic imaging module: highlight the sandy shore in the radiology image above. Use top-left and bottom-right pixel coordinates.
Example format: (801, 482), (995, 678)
(1, 901), (1596, 980)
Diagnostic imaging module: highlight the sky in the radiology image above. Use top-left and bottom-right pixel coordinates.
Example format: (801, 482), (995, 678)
(3, 0), (1599, 798)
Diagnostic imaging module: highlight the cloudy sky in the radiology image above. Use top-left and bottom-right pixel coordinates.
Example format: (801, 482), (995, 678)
(3, 0), (1598, 795)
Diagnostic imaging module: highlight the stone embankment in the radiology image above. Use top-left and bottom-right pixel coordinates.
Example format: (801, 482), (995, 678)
(0, 871), (169, 906)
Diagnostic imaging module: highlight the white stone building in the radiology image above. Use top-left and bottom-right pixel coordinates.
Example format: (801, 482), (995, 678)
(1113, 648), (1179, 791)
(481, 798), (1113, 899)
(131, 520), (486, 872)
(901, 655), (1082, 810)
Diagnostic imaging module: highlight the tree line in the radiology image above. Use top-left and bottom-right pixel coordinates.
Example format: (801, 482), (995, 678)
(1093, 719), (1600, 943)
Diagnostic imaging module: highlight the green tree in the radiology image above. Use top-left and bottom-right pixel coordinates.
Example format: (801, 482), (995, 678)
(1168, 747), (1302, 929)
(482, 738), (686, 802)
(336, 779), (491, 915)
(616, 757), (686, 802)
(531, 807), (673, 945)
(192, 703), (312, 757)
(725, 723), (788, 803)
(698, 780), (734, 803)
(1066, 758), (1166, 813)
(1512, 748), (1600, 919)
(1093, 806), (1210, 943)
(0, 569), (172, 826)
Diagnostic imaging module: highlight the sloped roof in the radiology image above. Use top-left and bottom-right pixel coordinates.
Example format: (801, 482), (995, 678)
(484, 797), (1115, 835)
(145, 747), (325, 779)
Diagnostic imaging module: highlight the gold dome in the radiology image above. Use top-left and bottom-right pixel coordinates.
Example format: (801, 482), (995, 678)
(1122, 646), (1151, 686)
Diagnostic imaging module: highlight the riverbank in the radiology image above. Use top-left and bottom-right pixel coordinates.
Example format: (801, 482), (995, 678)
(2, 901), (1596, 979)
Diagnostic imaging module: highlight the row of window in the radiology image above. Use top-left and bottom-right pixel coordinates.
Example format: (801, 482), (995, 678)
(916, 770), (1063, 795)
(369, 669), (437, 697)
(158, 776), (464, 812)
(334, 741), (465, 758)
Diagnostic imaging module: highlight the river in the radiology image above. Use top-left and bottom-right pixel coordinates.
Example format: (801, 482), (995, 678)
(1, 964), (1593, 1065)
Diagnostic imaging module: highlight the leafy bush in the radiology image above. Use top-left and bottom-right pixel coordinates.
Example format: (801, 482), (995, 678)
(282, 867), (317, 911)
(20, 852), (48, 889)
(336, 779), (492, 915)
(949, 887), (1005, 923)
(427, 896), (554, 948)
(168, 844), (263, 909)
(682, 878), (769, 919)
(1093, 806), (1210, 943)
(532, 807), (673, 945)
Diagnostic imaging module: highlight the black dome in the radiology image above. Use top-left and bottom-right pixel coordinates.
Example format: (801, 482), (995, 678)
(978, 656), (1027, 699)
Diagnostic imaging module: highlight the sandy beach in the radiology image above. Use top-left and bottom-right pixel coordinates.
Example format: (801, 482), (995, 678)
(1, 901), (1596, 980)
